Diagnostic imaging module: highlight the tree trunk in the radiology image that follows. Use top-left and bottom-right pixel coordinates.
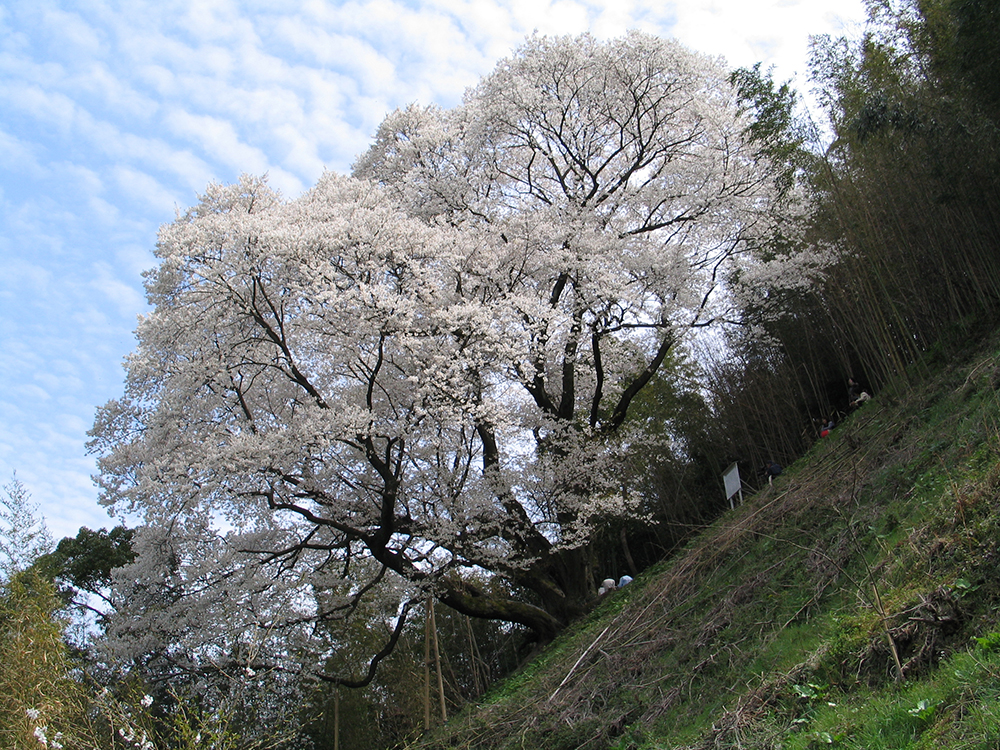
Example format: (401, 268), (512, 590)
(423, 601), (431, 732)
(430, 598), (447, 723)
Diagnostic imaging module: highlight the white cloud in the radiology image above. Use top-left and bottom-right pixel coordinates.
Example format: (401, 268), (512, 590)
(669, 0), (865, 86)
(91, 263), (146, 318)
(0, 453), (114, 540)
(113, 134), (216, 195)
(273, 20), (396, 87)
(136, 63), (179, 97)
(111, 165), (182, 212)
(2, 251), (54, 293)
(9, 383), (52, 405)
(112, 241), (157, 280)
(32, 370), (84, 402)
(61, 162), (105, 196)
(163, 111), (271, 174)
(3, 82), (78, 134)
(0, 127), (42, 175)
(39, 6), (105, 57)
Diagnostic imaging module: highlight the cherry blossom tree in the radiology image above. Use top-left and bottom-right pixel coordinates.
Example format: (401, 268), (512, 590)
(90, 33), (790, 680)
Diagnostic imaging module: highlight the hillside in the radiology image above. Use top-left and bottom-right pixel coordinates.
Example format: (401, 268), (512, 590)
(409, 337), (1000, 750)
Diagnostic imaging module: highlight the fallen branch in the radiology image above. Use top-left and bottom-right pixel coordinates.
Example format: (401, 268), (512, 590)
(548, 625), (611, 703)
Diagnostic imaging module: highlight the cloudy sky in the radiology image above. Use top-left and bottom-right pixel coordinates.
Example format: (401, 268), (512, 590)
(0, 0), (865, 541)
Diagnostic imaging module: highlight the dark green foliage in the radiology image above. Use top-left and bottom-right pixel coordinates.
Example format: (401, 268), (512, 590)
(611, 363), (731, 565)
(916, 0), (1000, 123)
(34, 526), (134, 624)
(948, 0), (1000, 119)
(39, 526), (134, 596)
(730, 63), (809, 197)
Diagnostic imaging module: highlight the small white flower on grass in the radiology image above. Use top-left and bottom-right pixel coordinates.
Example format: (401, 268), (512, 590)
(33, 725), (48, 746)
(141, 694), (154, 707)
(25, 708), (41, 721)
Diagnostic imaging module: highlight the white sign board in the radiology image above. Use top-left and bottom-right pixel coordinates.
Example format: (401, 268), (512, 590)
(723, 462), (742, 508)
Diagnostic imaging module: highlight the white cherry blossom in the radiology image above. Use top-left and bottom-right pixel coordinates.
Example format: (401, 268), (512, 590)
(92, 33), (798, 679)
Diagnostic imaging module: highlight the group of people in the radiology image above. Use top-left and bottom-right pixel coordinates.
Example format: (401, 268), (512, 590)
(768, 377), (872, 489)
(598, 575), (633, 595)
(815, 378), (871, 439)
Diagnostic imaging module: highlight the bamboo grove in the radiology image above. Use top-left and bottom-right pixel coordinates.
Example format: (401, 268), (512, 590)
(703, 0), (1000, 478)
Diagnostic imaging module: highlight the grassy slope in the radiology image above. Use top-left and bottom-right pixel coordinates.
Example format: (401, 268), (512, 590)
(410, 337), (1000, 750)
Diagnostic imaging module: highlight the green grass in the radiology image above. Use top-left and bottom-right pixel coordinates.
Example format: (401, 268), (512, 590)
(780, 643), (1000, 749)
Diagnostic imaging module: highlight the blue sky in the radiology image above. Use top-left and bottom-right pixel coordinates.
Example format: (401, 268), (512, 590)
(0, 0), (864, 541)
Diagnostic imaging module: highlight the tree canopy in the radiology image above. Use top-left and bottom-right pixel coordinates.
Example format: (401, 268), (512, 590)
(89, 32), (791, 686)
